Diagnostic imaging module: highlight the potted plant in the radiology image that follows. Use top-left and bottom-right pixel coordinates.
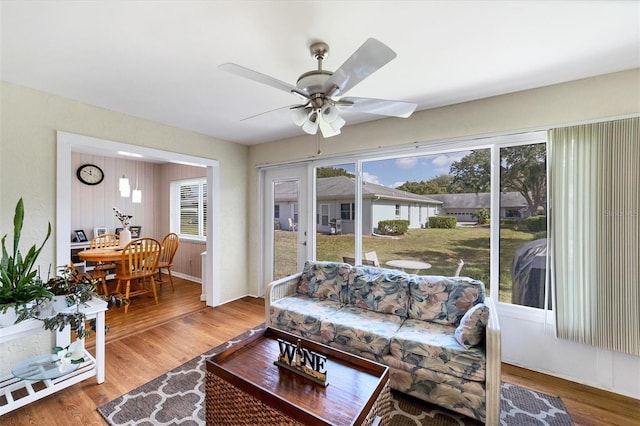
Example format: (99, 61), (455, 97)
(0, 198), (53, 326)
(39, 265), (129, 338)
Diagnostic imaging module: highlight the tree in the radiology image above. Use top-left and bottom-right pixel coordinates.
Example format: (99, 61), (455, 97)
(448, 145), (547, 215)
(396, 174), (453, 194)
(448, 150), (491, 193)
(500, 144), (547, 215)
(316, 167), (354, 178)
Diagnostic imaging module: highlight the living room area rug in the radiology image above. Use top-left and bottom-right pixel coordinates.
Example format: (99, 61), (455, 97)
(98, 325), (574, 426)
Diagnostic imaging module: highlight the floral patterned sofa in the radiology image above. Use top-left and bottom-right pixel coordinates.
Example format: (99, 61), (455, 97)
(265, 260), (501, 424)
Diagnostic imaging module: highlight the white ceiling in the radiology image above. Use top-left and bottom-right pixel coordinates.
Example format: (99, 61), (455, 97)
(2, 1), (639, 146)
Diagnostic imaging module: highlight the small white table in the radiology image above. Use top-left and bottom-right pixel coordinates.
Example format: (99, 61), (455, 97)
(0, 298), (107, 415)
(386, 260), (432, 274)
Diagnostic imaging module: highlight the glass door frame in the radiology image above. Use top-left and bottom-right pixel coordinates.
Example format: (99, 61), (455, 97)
(260, 165), (311, 294)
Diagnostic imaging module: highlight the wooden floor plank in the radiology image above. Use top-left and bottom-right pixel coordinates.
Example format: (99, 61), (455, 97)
(1, 275), (637, 425)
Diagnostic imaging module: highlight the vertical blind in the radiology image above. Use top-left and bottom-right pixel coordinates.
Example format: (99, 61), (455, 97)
(549, 117), (639, 355)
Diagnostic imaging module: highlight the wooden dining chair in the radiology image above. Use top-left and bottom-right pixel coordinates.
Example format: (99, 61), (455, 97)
(87, 233), (120, 295)
(156, 233), (179, 291)
(342, 256), (376, 266)
(363, 251), (380, 267)
(114, 238), (161, 313)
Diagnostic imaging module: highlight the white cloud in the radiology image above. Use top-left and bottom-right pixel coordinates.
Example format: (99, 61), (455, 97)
(431, 155), (450, 167)
(430, 151), (471, 173)
(362, 172), (380, 185)
(395, 157), (418, 169)
(391, 181), (406, 188)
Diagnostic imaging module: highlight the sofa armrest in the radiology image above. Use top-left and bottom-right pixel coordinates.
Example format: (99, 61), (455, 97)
(265, 272), (302, 326)
(484, 297), (502, 425)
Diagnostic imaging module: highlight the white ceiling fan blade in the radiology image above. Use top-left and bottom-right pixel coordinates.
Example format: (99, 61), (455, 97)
(323, 38), (397, 97)
(239, 104), (304, 122)
(219, 63), (308, 98)
(339, 97), (417, 118)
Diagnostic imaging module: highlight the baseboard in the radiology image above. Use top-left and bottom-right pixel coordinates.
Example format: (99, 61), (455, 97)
(170, 271), (201, 283)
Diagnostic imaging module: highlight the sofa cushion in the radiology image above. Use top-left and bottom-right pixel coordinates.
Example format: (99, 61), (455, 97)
(408, 276), (486, 325)
(270, 294), (344, 339)
(349, 266), (411, 317)
(320, 306), (404, 356)
(390, 319), (486, 381)
(296, 261), (350, 303)
(454, 303), (489, 348)
(388, 366), (487, 423)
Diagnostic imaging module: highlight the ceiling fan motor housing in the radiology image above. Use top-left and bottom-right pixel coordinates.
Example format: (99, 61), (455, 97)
(296, 70), (332, 97)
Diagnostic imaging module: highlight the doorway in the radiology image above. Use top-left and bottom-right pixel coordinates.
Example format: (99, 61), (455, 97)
(56, 131), (221, 307)
(262, 166), (309, 290)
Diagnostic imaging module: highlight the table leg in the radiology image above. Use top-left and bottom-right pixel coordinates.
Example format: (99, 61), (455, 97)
(95, 311), (105, 383)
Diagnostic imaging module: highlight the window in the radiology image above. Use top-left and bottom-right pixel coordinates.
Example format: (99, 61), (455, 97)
(497, 142), (547, 307)
(274, 205), (280, 219)
(395, 204), (400, 216)
(341, 203), (355, 220)
(318, 204), (329, 226)
(171, 178), (207, 240)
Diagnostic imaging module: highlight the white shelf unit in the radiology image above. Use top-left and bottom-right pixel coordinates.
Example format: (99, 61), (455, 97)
(70, 241), (90, 272)
(0, 298), (107, 416)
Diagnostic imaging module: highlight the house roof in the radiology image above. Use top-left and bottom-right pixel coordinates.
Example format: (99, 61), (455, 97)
(316, 176), (442, 205)
(427, 192), (528, 209)
(274, 176), (442, 205)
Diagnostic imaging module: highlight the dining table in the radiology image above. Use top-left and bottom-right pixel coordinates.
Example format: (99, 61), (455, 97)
(385, 259), (432, 274)
(77, 247), (125, 263)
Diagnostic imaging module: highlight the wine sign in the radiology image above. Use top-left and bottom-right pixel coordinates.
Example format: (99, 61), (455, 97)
(274, 338), (328, 386)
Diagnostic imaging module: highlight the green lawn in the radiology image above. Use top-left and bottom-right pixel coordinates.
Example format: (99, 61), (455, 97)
(275, 227), (538, 303)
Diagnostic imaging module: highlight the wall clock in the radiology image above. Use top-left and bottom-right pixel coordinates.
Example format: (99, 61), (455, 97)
(76, 163), (104, 185)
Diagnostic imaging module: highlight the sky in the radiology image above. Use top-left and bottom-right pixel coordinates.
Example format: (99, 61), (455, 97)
(335, 150), (471, 188)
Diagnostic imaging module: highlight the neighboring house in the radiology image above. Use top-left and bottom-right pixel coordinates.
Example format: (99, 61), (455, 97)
(273, 180), (299, 231)
(275, 176), (443, 234)
(427, 192), (530, 222)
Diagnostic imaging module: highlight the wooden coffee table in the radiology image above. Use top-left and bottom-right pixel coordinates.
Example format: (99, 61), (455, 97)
(205, 327), (390, 425)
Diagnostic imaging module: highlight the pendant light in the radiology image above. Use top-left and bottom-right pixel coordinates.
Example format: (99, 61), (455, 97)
(119, 173), (130, 197)
(132, 165), (142, 204)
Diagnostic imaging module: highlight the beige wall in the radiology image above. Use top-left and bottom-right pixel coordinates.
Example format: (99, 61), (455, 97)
(0, 82), (249, 372)
(247, 68), (640, 295)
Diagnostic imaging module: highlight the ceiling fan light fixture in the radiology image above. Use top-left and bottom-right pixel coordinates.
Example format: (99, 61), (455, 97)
(319, 118), (341, 138)
(291, 107), (308, 126)
(320, 102), (339, 123)
(331, 116), (346, 132)
(302, 111), (319, 135)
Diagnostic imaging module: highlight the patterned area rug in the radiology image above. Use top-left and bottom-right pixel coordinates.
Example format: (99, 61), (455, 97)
(98, 325), (573, 425)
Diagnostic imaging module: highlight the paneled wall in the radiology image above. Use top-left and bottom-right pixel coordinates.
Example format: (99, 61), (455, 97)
(71, 153), (206, 279)
(72, 153), (160, 241)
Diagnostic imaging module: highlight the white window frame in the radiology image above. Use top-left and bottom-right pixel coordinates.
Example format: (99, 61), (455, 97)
(170, 177), (207, 242)
(318, 203), (329, 226)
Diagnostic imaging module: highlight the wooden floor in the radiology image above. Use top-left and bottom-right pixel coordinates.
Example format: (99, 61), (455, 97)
(1, 275), (638, 425)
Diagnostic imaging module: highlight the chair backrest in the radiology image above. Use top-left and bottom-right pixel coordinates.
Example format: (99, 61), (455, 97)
(90, 233), (120, 249)
(119, 238), (161, 276)
(454, 259), (465, 277)
(363, 251), (380, 267)
(159, 233), (179, 264)
(342, 256), (376, 266)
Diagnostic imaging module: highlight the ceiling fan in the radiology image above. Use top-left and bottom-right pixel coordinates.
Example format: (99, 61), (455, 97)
(219, 38), (417, 138)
